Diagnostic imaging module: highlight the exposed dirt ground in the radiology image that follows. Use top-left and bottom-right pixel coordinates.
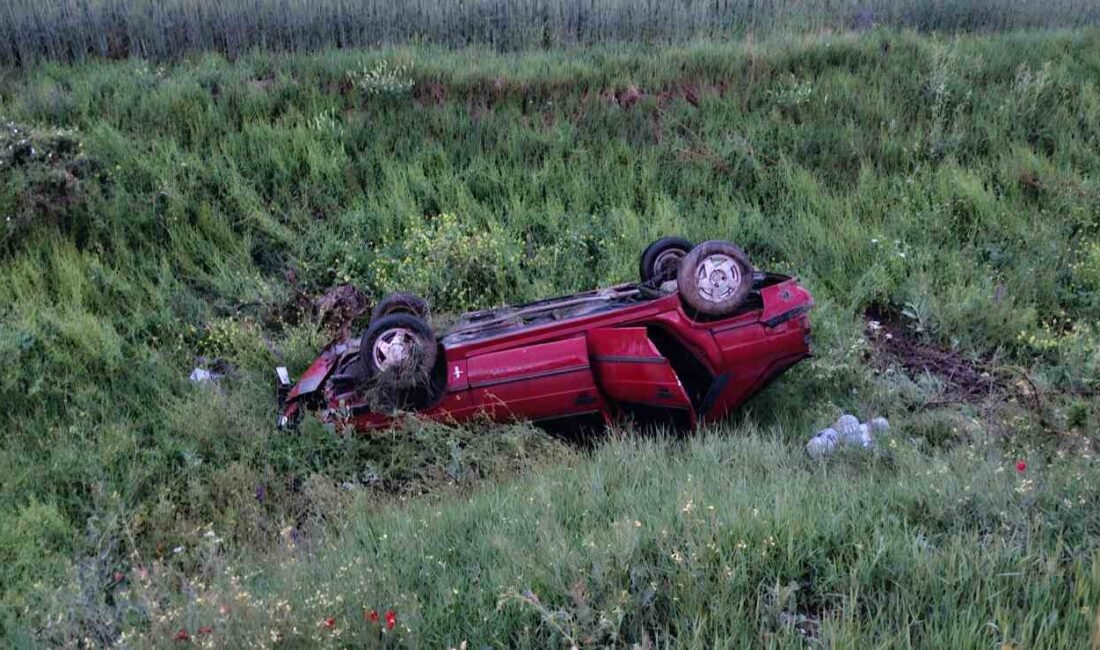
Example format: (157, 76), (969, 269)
(863, 306), (1038, 409)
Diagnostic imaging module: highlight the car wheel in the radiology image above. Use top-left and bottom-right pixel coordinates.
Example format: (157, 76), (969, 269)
(639, 237), (693, 283)
(359, 313), (438, 389)
(676, 240), (753, 315)
(371, 292), (431, 323)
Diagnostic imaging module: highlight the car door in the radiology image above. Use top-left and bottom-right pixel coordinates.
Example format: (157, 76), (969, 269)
(587, 327), (695, 429)
(465, 335), (608, 425)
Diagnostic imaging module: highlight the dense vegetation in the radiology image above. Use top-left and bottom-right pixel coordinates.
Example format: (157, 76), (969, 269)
(1, 29), (1098, 647)
(4, 0), (1100, 65)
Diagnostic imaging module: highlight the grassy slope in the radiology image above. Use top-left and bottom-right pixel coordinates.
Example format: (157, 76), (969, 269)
(1, 30), (1099, 646)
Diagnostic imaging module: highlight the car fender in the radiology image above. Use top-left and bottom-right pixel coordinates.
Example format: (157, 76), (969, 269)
(759, 278), (814, 328)
(286, 346), (342, 402)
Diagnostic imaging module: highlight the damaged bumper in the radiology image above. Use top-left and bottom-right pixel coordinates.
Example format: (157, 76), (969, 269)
(276, 347), (344, 429)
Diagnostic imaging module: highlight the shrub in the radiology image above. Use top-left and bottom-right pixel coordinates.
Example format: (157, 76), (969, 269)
(349, 60), (415, 98)
(368, 212), (524, 312)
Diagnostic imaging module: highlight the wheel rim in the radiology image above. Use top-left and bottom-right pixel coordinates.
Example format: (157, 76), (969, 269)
(652, 249), (686, 277)
(372, 327), (417, 370)
(695, 253), (741, 303)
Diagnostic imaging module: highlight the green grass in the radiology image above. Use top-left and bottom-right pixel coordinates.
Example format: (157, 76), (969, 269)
(52, 429), (1099, 648)
(1, 29), (1099, 646)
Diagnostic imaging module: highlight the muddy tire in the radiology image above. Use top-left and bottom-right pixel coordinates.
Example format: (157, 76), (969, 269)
(676, 240), (753, 316)
(359, 313), (438, 389)
(639, 237), (693, 283)
(371, 292), (431, 323)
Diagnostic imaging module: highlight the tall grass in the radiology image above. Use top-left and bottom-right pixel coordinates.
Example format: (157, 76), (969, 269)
(46, 429), (1100, 648)
(2, 0), (1100, 65)
(1, 30), (1099, 645)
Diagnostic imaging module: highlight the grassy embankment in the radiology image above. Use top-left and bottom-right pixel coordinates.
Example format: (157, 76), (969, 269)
(1, 29), (1099, 647)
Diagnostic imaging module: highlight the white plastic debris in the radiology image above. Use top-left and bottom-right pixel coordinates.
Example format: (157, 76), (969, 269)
(806, 428), (838, 460)
(806, 414), (887, 458)
(835, 414), (861, 439)
(857, 423), (874, 448)
(189, 367), (222, 383)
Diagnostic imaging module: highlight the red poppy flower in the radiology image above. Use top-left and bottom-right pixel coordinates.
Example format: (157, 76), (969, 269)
(365, 609), (379, 623)
(1015, 460), (1027, 473)
(197, 626), (212, 635)
(384, 610), (396, 630)
(323, 616), (336, 629)
(174, 628), (190, 642)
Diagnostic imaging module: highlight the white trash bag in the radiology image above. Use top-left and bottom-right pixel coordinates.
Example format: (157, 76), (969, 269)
(806, 413), (887, 458)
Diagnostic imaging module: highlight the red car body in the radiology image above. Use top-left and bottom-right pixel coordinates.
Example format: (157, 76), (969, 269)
(280, 272), (813, 433)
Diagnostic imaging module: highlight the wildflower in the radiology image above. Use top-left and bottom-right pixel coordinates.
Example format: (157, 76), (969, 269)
(322, 616), (336, 629)
(197, 627), (212, 635)
(385, 610), (397, 630)
(1015, 460), (1027, 473)
(113, 571), (125, 583)
(365, 609), (379, 623)
(174, 628), (190, 642)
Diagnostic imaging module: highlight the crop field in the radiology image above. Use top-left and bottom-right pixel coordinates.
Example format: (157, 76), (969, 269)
(4, 0), (1100, 65)
(1, 25), (1100, 648)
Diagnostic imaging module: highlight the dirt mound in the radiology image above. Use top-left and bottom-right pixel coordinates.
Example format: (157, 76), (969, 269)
(313, 284), (368, 338)
(864, 307), (1034, 407)
(277, 275), (373, 341)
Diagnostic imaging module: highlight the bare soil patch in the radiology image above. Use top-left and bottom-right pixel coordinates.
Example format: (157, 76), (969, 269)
(863, 306), (1035, 407)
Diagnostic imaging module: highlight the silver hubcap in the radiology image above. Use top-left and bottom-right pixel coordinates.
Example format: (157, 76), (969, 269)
(695, 253), (741, 303)
(372, 327), (416, 370)
(652, 249), (685, 275)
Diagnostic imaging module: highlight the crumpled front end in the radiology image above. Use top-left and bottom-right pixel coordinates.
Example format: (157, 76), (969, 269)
(276, 345), (345, 429)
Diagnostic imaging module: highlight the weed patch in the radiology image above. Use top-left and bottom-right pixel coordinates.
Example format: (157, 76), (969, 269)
(0, 122), (98, 251)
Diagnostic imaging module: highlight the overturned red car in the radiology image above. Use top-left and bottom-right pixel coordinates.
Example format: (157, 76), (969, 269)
(278, 238), (813, 434)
